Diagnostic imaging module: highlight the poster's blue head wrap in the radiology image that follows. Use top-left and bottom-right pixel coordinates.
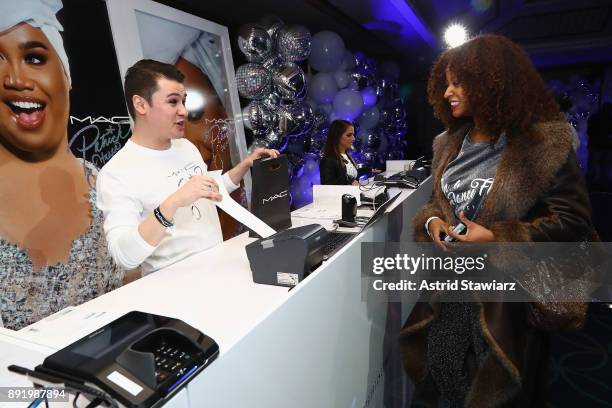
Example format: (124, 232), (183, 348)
(0, 0), (71, 84)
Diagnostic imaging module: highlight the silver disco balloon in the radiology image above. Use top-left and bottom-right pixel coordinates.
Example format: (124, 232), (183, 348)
(262, 54), (282, 72)
(242, 101), (274, 134)
(237, 24), (272, 63)
(272, 62), (306, 99)
(276, 25), (311, 62)
(236, 63), (271, 100)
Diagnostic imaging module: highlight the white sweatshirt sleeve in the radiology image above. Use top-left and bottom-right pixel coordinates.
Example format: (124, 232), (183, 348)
(222, 171), (239, 194)
(96, 170), (157, 270)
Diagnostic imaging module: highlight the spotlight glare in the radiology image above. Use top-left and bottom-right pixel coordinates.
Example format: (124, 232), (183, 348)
(444, 24), (468, 48)
(186, 91), (205, 111)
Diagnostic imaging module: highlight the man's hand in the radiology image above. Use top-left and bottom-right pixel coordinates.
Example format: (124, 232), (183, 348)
(246, 148), (280, 167)
(163, 175), (222, 216)
(447, 211), (495, 243)
(227, 148), (281, 185)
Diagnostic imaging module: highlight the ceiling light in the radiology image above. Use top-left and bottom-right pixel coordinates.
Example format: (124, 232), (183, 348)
(444, 24), (468, 48)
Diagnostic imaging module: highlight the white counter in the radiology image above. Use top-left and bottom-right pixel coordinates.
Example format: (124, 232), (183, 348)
(0, 178), (432, 407)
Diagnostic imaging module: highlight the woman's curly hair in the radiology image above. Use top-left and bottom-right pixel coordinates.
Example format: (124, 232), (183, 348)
(427, 34), (560, 137)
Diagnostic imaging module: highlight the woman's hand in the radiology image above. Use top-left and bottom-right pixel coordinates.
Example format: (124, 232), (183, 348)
(447, 211), (496, 242)
(428, 218), (452, 247)
(352, 180), (360, 186)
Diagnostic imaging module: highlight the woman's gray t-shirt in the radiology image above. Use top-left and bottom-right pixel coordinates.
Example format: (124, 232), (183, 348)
(441, 131), (506, 222)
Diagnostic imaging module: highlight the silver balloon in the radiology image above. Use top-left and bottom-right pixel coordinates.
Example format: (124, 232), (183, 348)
(350, 71), (374, 90)
(275, 102), (313, 137)
(242, 101), (274, 134)
(265, 130), (288, 150)
(236, 63), (271, 100)
(262, 90), (282, 109)
(237, 24), (272, 63)
(363, 148), (381, 168)
(305, 132), (325, 153)
(391, 102), (406, 124)
(276, 25), (311, 62)
(258, 15), (285, 43)
(272, 62), (306, 99)
(378, 107), (393, 128)
(248, 137), (269, 154)
(363, 130), (381, 149)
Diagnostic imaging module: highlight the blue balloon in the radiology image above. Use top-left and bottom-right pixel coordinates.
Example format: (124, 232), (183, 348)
(303, 158), (319, 177)
(297, 175), (313, 204)
(332, 89), (364, 121)
(341, 50), (355, 71)
(308, 170), (321, 185)
(360, 86), (377, 110)
(308, 31), (345, 73)
(308, 72), (338, 104)
(358, 106), (380, 130)
(317, 103), (333, 115)
(289, 180), (303, 207)
(351, 151), (366, 164)
(348, 80), (359, 91)
(334, 70), (350, 89)
(328, 111), (341, 123)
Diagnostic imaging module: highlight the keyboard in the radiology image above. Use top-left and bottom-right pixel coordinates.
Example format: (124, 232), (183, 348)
(321, 232), (355, 260)
(153, 344), (197, 384)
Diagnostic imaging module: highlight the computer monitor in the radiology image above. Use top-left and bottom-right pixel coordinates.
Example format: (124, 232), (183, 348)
(250, 155), (292, 236)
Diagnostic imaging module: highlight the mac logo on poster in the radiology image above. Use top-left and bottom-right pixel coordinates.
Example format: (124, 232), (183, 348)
(262, 190), (288, 205)
(70, 116), (130, 125)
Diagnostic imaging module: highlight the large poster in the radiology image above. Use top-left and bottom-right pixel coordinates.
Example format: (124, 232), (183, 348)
(0, 0), (127, 330)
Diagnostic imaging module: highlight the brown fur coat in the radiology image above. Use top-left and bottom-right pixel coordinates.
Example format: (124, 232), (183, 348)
(400, 120), (598, 407)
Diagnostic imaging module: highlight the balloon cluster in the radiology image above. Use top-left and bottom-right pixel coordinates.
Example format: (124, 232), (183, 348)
(237, 18), (409, 208)
(237, 17), (313, 154)
(306, 35), (408, 172)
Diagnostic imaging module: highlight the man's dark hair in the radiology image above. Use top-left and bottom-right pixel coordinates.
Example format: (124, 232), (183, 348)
(123, 59), (185, 119)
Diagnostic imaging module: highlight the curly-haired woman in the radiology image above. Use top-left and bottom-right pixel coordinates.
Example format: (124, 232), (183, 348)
(400, 34), (598, 407)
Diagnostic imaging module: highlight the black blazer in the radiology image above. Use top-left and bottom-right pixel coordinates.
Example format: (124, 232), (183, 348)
(319, 152), (357, 185)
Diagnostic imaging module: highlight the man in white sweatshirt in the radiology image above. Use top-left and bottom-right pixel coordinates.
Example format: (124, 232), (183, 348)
(96, 59), (278, 274)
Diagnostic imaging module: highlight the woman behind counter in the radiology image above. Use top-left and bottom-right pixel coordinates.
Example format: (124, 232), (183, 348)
(319, 119), (359, 185)
(0, 1), (122, 330)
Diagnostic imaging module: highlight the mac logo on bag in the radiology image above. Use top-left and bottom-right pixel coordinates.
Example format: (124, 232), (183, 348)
(262, 190), (288, 205)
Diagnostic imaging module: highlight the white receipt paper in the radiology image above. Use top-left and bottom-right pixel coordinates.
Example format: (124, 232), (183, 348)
(209, 171), (276, 238)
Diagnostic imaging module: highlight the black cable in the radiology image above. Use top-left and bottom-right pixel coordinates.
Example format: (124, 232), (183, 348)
(72, 392), (81, 408)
